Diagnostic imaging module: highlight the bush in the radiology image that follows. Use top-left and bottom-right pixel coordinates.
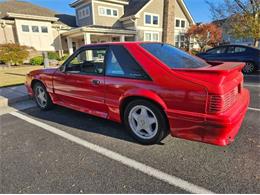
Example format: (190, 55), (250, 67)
(30, 56), (44, 65)
(60, 54), (69, 61)
(0, 43), (30, 66)
(48, 51), (60, 60)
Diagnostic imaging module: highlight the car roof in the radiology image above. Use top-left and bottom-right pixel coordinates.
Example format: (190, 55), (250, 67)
(80, 41), (163, 47)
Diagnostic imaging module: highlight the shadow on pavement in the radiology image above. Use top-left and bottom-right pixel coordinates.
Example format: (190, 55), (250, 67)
(19, 105), (139, 144)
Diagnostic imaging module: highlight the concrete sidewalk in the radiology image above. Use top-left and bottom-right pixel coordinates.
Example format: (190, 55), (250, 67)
(0, 85), (30, 107)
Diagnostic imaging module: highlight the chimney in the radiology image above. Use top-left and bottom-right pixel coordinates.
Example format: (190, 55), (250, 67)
(162, 0), (175, 44)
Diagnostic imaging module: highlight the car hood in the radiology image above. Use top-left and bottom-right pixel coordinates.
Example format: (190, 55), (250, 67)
(29, 67), (58, 76)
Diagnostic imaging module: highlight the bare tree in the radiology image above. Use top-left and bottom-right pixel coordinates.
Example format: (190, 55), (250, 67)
(206, 0), (260, 47)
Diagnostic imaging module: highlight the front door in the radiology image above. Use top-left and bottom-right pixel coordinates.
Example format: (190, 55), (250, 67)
(53, 46), (108, 118)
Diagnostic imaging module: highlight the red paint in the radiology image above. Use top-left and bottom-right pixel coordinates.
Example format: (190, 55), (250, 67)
(25, 42), (250, 146)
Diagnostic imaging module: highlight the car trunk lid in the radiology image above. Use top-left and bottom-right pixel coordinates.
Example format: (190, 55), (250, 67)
(173, 62), (245, 113)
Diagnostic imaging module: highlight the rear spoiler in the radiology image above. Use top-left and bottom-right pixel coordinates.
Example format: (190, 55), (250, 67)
(173, 62), (245, 75)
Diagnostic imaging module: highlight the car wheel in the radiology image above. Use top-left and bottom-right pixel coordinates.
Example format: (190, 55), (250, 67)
(33, 82), (53, 110)
(124, 99), (169, 145)
(242, 62), (256, 74)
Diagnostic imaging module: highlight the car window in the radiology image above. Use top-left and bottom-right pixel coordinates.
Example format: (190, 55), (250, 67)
(227, 46), (247, 54)
(141, 43), (208, 69)
(105, 45), (150, 80)
(207, 47), (226, 54)
(65, 48), (106, 75)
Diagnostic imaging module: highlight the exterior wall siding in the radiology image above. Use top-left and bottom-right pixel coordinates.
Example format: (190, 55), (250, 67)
(0, 24), (17, 44)
(15, 19), (55, 51)
(135, 0), (164, 42)
(76, 3), (93, 26)
(92, 1), (124, 27)
(136, 0), (164, 28)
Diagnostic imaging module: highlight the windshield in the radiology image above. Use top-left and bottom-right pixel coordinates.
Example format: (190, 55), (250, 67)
(141, 43), (209, 69)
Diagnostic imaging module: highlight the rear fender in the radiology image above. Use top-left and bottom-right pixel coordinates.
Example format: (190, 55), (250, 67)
(120, 88), (167, 111)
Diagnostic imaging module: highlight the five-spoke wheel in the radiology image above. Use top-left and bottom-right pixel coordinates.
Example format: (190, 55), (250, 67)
(242, 62), (255, 74)
(124, 99), (169, 144)
(33, 82), (53, 110)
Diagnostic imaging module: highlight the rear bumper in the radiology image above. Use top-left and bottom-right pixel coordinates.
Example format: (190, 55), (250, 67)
(167, 89), (250, 146)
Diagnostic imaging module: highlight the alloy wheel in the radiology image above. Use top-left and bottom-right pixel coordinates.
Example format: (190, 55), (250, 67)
(35, 86), (47, 108)
(243, 62), (255, 74)
(128, 105), (158, 139)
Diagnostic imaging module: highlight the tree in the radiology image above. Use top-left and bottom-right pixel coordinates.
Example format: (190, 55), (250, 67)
(207, 0), (260, 48)
(186, 23), (222, 51)
(0, 43), (30, 67)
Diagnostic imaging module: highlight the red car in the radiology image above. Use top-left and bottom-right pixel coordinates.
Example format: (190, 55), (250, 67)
(25, 42), (250, 146)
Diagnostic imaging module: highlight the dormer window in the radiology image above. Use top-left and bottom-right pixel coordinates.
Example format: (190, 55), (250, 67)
(144, 13), (159, 26)
(99, 6), (118, 17)
(78, 6), (90, 19)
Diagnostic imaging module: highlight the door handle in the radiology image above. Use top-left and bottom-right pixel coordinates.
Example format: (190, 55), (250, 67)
(92, 79), (101, 85)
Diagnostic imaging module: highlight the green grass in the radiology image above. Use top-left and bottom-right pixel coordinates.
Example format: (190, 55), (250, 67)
(0, 65), (43, 88)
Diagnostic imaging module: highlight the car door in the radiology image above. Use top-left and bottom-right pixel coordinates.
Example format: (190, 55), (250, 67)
(224, 46), (248, 62)
(203, 46), (228, 61)
(53, 46), (108, 118)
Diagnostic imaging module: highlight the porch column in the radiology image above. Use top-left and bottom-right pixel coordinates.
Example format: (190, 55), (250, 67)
(84, 33), (92, 60)
(67, 37), (73, 55)
(84, 33), (91, 45)
(120, 35), (125, 42)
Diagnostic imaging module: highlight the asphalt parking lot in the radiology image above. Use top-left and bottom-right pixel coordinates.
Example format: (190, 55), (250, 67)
(0, 74), (259, 193)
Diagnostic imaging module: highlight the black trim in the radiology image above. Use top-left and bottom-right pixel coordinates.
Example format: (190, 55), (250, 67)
(103, 45), (152, 81)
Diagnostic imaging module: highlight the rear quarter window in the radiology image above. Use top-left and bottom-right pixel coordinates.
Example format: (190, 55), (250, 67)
(141, 43), (208, 69)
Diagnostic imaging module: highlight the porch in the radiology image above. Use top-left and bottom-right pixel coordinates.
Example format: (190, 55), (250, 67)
(61, 26), (136, 55)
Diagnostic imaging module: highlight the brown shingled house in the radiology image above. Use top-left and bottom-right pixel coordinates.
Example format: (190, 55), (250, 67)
(0, 0), (196, 55)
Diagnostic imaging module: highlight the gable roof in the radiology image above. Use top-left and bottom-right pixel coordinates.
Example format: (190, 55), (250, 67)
(0, 0), (77, 27)
(0, 0), (56, 18)
(122, 0), (150, 18)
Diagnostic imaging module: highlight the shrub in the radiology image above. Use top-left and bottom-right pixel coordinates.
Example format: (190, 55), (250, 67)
(48, 51), (60, 60)
(30, 56), (44, 65)
(0, 43), (30, 66)
(60, 54), (69, 61)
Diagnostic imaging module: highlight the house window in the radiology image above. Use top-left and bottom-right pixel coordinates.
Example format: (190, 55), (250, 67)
(175, 34), (185, 48)
(144, 13), (159, 26)
(32, 26), (39, 33)
(78, 6), (90, 19)
(181, 20), (185, 28)
(175, 19), (180, 27)
(99, 6), (118, 17)
(144, 32), (160, 42)
(22, 25), (29, 32)
(41, 26), (48, 33)
(145, 15), (151, 24)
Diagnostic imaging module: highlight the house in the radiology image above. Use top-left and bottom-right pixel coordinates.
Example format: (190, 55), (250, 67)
(0, 0), (195, 56)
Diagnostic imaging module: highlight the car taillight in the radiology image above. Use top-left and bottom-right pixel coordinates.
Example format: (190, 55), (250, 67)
(208, 87), (239, 113)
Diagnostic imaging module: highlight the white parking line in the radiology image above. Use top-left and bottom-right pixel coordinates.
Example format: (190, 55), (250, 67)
(248, 107), (260, 112)
(244, 84), (260, 88)
(10, 111), (213, 194)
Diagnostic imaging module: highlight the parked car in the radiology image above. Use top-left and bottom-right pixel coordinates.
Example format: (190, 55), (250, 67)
(25, 42), (249, 146)
(197, 45), (260, 74)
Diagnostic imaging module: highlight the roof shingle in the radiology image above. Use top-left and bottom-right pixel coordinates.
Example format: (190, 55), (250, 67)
(122, 0), (150, 18)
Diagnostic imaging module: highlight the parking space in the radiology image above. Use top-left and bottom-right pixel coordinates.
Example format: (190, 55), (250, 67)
(0, 76), (259, 193)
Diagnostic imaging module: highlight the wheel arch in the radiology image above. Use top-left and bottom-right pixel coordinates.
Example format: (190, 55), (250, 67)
(119, 90), (169, 127)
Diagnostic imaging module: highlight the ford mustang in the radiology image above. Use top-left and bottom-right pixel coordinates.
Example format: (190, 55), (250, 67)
(25, 42), (250, 146)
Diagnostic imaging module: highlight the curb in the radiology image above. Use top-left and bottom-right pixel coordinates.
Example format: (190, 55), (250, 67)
(0, 95), (31, 108)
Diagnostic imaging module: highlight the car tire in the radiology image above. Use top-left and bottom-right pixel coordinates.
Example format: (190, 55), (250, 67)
(242, 62), (256, 74)
(33, 82), (53, 111)
(124, 99), (169, 145)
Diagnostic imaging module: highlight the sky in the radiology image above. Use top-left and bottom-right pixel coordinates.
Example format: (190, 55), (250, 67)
(1, 0), (224, 23)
